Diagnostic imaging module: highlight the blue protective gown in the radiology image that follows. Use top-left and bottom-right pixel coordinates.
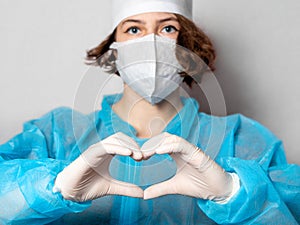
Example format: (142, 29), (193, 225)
(0, 94), (299, 225)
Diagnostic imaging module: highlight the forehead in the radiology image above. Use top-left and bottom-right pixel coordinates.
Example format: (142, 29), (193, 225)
(119, 12), (178, 25)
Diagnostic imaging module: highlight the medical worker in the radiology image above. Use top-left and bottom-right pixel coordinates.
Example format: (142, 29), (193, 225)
(0, 0), (299, 224)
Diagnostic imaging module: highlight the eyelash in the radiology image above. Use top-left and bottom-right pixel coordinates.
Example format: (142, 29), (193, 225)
(125, 25), (179, 35)
(125, 27), (140, 34)
(162, 25), (178, 33)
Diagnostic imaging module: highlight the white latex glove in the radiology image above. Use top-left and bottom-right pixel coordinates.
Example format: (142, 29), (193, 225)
(53, 132), (144, 202)
(141, 132), (236, 201)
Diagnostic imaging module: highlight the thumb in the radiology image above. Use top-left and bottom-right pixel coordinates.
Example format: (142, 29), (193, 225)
(108, 179), (144, 198)
(144, 178), (177, 200)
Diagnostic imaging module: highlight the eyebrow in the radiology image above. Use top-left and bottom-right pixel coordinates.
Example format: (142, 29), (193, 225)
(158, 17), (179, 23)
(121, 19), (145, 26)
(121, 17), (179, 27)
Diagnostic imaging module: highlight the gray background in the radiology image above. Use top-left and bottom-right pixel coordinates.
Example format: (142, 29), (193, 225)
(0, 0), (299, 164)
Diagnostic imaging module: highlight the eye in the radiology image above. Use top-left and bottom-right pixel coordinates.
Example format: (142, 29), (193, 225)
(126, 26), (141, 35)
(162, 25), (178, 33)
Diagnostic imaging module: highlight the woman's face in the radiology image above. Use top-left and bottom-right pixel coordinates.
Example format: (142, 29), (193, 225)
(115, 12), (180, 42)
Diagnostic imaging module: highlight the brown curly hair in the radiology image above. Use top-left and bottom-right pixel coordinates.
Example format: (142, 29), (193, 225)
(85, 14), (216, 87)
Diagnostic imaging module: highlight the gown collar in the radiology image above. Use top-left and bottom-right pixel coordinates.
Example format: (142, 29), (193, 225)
(98, 93), (200, 145)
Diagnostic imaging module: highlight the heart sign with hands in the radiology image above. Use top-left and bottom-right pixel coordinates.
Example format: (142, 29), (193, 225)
(54, 132), (237, 203)
(141, 132), (235, 202)
(53, 132), (144, 202)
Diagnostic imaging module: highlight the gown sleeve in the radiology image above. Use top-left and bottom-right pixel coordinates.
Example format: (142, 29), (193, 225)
(0, 107), (92, 225)
(197, 114), (300, 224)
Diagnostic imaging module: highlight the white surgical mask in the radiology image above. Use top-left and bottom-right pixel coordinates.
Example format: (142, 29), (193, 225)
(110, 34), (184, 104)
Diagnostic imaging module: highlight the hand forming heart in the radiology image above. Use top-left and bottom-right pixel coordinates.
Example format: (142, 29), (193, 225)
(141, 132), (234, 201)
(54, 132), (234, 202)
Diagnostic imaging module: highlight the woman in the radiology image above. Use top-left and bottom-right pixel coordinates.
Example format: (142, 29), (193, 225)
(0, 0), (299, 224)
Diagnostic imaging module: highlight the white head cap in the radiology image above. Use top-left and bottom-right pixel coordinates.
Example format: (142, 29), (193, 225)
(112, 0), (193, 30)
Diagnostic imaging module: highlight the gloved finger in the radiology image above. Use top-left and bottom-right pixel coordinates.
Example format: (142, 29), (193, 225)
(87, 142), (132, 156)
(104, 143), (142, 161)
(107, 132), (140, 151)
(171, 147), (214, 171)
(142, 132), (193, 154)
(140, 132), (166, 158)
(140, 149), (156, 159)
(130, 149), (143, 161)
(105, 143), (139, 155)
(102, 132), (143, 161)
(83, 145), (132, 167)
(108, 178), (144, 198)
(149, 141), (193, 161)
(188, 149), (215, 170)
(143, 177), (177, 200)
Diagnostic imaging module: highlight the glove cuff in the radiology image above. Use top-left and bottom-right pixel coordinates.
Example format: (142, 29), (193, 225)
(53, 174), (62, 193)
(214, 172), (240, 204)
